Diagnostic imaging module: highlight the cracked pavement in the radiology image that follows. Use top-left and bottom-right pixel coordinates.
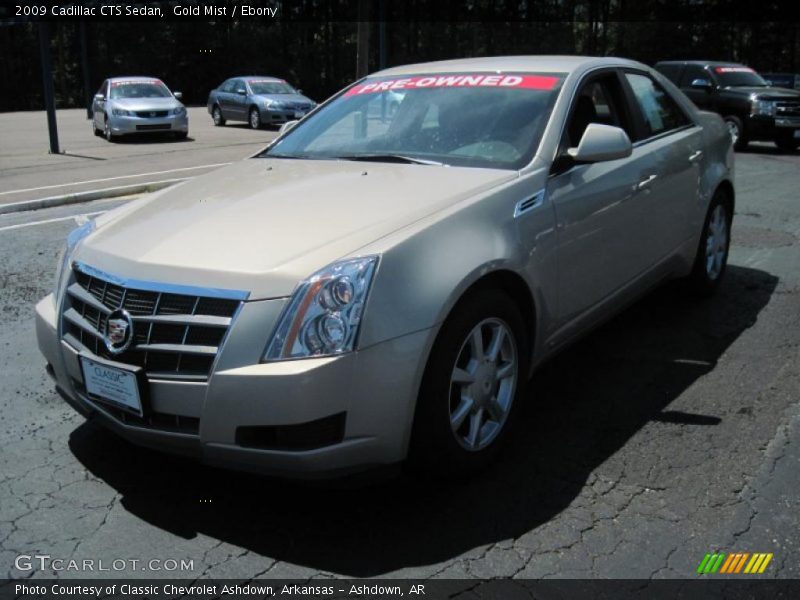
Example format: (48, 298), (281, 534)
(1, 146), (799, 580)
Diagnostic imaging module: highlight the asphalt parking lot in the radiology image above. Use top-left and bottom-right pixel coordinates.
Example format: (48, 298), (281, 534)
(0, 107), (276, 206)
(0, 143), (799, 580)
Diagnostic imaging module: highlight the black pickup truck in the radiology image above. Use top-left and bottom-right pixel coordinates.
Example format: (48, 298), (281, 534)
(655, 60), (800, 151)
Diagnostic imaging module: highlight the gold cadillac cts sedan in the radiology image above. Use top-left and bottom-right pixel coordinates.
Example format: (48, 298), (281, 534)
(35, 56), (734, 478)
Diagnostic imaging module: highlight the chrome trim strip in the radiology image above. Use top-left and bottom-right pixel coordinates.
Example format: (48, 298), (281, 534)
(73, 261), (250, 301)
(514, 189), (545, 218)
(134, 343), (218, 355)
(132, 314), (231, 327)
(66, 282), (112, 315)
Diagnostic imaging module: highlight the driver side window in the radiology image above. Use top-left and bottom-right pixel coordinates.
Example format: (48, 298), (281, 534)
(565, 75), (629, 148)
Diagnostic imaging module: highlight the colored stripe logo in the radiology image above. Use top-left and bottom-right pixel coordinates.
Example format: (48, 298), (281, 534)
(697, 552), (773, 574)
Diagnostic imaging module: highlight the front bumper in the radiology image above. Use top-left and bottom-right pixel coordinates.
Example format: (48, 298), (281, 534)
(259, 107), (311, 124)
(746, 114), (800, 140)
(107, 113), (188, 135)
(36, 293), (429, 478)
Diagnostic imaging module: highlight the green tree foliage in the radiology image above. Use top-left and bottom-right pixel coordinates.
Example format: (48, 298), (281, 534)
(0, 0), (797, 112)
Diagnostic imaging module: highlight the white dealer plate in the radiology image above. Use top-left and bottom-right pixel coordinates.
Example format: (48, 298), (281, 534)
(794, 130), (800, 139)
(80, 357), (142, 415)
(294, 110), (305, 119)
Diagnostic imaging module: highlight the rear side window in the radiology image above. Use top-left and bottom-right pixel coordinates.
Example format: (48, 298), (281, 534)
(624, 73), (691, 138)
(678, 65), (710, 87)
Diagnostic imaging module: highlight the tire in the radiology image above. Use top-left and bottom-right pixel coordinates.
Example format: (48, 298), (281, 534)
(408, 288), (529, 478)
(92, 117), (102, 137)
(688, 188), (732, 297)
(212, 105), (226, 126)
(723, 116), (748, 151)
(103, 116), (116, 142)
(775, 131), (800, 152)
(249, 107), (262, 129)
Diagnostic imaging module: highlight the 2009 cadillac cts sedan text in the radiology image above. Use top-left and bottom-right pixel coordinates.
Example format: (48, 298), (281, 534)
(36, 57), (734, 478)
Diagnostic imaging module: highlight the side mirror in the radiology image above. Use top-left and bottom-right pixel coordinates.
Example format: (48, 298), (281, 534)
(173, 91), (183, 99)
(690, 78), (713, 90)
(297, 89), (304, 94)
(279, 120), (299, 135)
(567, 123), (632, 163)
(94, 93), (104, 101)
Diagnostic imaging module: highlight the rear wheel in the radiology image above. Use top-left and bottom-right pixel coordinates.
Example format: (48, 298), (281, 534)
(775, 131), (800, 152)
(249, 107), (262, 129)
(724, 116), (748, 151)
(688, 189), (732, 296)
(212, 105), (225, 126)
(408, 289), (529, 478)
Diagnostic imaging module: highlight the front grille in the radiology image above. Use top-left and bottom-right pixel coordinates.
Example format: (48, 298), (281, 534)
(61, 264), (244, 381)
(775, 101), (800, 117)
(136, 110), (168, 118)
(136, 124), (171, 131)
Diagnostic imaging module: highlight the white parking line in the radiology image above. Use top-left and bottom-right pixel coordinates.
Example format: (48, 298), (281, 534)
(0, 163), (230, 196)
(0, 211), (105, 233)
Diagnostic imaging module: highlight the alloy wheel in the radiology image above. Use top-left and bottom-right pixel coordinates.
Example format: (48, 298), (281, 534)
(213, 107), (222, 125)
(726, 121), (740, 145)
(250, 109), (260, 129)
(449, 318), (518, 451)
(705, 204), (728, 280)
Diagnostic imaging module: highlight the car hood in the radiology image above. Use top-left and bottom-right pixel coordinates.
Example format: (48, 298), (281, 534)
(252, 93), (314, 106)
(78, 158), (516, 299)
(110, 97), (183, 111)
(721, 86), (800, 100)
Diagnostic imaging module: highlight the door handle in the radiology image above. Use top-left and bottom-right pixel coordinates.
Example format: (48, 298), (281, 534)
(637, 174), (658, 190)
(688, 150), (704, 163)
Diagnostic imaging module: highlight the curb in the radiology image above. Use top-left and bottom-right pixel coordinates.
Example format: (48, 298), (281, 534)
(0, 178), (185, 216)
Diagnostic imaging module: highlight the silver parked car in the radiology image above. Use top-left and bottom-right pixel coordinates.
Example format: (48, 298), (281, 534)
(207, 76), (316, 129)
(91, 77), (188, 142)
(37, 56), (734, 478)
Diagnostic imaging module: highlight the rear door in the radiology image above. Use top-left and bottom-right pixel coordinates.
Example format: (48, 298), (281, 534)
(92, 80), (108, 130)
(621, 70), (704, 261)
(217, 79), (235, 118)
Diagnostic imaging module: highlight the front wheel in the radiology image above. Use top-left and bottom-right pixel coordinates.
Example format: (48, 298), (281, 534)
(688, 189), (732, 296)
(249, 107), (262, 129)
(724, 116), (748, 151)
(103, 117), (116, 142)
(408, 289), (529, 478)
(212, 105), (225, 126)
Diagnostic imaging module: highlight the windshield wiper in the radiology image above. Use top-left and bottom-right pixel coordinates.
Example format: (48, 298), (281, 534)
(333, 153), (445, 166)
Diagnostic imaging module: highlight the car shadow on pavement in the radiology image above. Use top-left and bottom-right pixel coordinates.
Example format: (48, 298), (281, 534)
(68, 264), (778, 576)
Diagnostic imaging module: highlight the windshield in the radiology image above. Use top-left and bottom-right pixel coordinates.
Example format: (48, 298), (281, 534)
(260, 72), (566, 170)
(714, 67), (768, 88)
(110, 81), (172, 99)
(249, 80), (297, 95)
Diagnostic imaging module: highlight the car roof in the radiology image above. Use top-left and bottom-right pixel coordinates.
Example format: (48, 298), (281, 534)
(370, 55), (646, 77)
(237, 76), (285, 81)
(108, 76), (165, 82)
(655, 60), (747, 68)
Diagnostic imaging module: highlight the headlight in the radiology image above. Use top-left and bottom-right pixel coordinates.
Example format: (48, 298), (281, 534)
(111, 108), (134, 116)
(266, 100), (283, 109)
(751, 98), (775, 117)
(54, 219), (95, 300)
(264, 256), (379, 361)
(171, 106), (186, 116)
